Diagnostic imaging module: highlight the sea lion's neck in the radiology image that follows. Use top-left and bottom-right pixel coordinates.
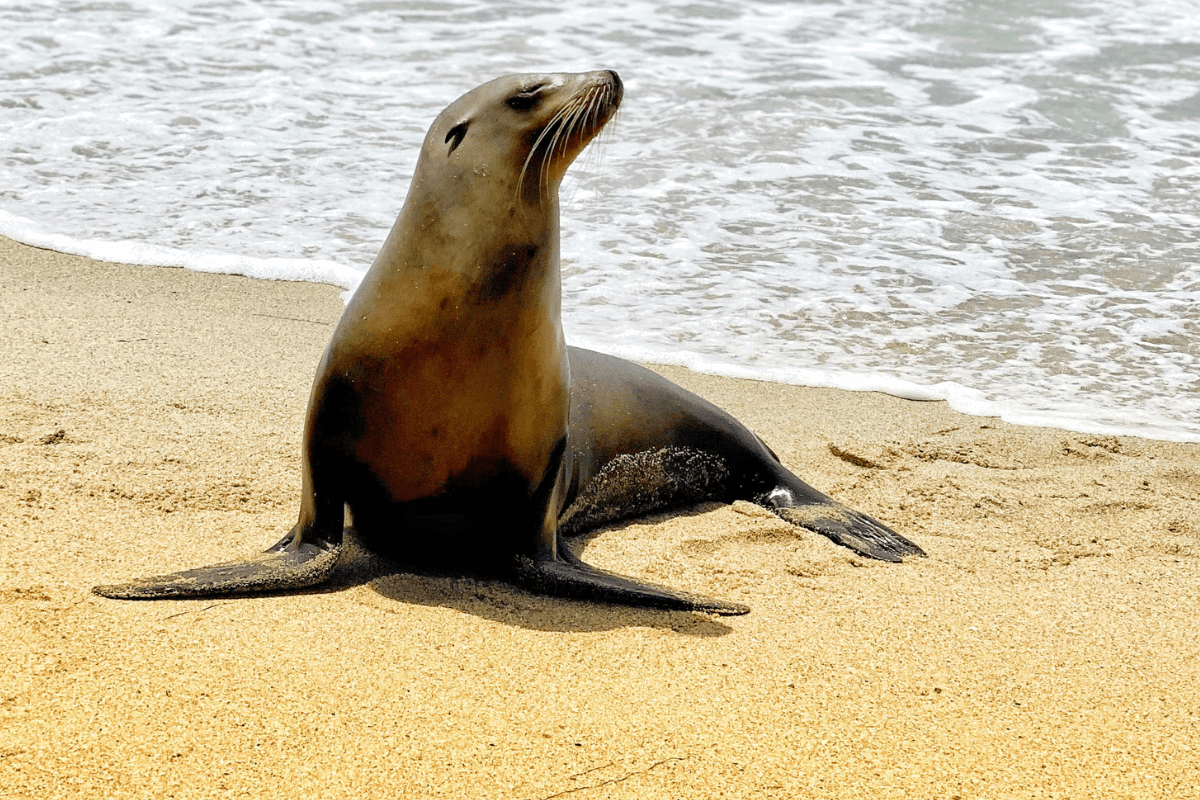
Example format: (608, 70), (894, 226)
(343, 193), (563, 340)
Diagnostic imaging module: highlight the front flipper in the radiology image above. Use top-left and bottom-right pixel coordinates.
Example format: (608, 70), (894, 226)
(514, 548), (749, 616)
(765, 494), (925, 563)
(93, 529), (343, 599)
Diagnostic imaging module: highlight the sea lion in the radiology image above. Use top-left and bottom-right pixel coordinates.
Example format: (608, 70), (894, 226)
(95, 69), (923, 615)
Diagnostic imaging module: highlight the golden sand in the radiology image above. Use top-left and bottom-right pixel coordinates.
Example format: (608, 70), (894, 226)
(1, 235), (1197, 798)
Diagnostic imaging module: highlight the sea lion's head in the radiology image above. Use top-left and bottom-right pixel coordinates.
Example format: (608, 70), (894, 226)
(357, 70), (623, 315)
(415, 70), (623, 209)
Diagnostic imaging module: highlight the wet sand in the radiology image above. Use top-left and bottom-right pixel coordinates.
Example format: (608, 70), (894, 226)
(1, 234), (1197, 799)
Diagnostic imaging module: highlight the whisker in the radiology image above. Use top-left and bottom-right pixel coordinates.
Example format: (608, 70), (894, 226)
(519, 102), (573, 205)
(546, 95), (586, 200)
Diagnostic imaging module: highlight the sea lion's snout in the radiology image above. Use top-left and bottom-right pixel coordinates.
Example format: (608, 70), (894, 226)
(605, 69), (623, 103)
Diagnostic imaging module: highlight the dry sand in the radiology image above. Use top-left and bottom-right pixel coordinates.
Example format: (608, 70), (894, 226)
(1, 234), (1197, 799)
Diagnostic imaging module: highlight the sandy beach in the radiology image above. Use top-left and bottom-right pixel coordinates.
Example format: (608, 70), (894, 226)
(1, 233), (1197, 799)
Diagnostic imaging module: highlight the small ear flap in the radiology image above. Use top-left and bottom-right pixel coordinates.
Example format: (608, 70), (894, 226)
(445, 122), (468, 155)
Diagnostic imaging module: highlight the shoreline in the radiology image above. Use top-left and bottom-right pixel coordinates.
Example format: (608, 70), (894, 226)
(2, 235), (1197, 799)
(5, 219), (1196, 447)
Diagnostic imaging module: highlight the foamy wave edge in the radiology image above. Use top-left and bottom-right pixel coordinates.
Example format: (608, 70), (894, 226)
(4, 211), (1196, 445)
(574, 338), (1200, 445)
(0, 210), (362, 289)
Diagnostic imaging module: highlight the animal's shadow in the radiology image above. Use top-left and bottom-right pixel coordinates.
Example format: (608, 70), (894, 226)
(318, 523), (738, 637)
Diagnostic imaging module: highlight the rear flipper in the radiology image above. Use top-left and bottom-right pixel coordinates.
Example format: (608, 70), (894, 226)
(763, 490), (925, 563)
(514, 547), (749, 616)
(93, 529), (343, 599)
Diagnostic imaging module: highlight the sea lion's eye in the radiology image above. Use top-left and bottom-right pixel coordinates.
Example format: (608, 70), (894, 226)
(507, 85), (545, 111)
(445, 121), (468, 155)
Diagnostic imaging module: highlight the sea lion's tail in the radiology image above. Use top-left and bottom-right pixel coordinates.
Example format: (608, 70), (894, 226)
(93, 531), (342, 599)
(514, 548), (749, 616)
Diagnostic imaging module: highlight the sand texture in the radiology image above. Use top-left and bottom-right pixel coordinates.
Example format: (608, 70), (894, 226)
(1, 235), (1198, 799)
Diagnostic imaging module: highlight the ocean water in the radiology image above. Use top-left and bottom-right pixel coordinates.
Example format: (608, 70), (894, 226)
(3, 0), (1198, 442)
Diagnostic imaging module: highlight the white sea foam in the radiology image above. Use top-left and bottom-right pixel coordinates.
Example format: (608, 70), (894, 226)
(2, 0), (1198, 441)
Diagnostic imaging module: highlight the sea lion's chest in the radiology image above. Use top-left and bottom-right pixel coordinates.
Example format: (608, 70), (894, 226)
(322, 293), (569, 504)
